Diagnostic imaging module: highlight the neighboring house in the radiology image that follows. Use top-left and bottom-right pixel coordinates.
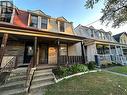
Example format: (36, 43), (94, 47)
(113, 32), (127, 44)
(113, 32), (127, 61)
(74, 24), (127, 65)
(0, 1), (85, 68)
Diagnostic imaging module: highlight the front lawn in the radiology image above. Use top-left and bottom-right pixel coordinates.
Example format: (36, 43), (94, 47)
(108, 66), (127, 75)
(44, 71), (127, 95)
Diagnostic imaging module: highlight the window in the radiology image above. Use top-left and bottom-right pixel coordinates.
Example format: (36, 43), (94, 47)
(0, 1), (13, 23)
(59, 44), (67, 55)
(96, 44), (110, 54)
(41, 17), (48, 29)
(90, 29), (94, 37)
(30, 15), (38, 28)
(101, 32), (105, 39)
(27, 46), (33, 56)
(60, 22), (65, 32)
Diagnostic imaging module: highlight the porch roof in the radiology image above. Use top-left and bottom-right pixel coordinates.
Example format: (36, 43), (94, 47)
(83, 38), (127, 47)
(0, 22), (86, 43)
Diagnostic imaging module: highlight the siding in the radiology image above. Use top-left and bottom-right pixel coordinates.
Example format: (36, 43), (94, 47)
(68, 42), (82, 56)
(87, 43), (97, 61)
(4, 42), (25, 65)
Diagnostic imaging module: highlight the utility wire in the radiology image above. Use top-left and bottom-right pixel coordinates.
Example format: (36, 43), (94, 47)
(85, 19), (100, 27)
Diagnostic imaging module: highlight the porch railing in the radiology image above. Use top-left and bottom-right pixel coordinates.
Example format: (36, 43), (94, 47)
(97, 54), (127, 65)
(25, 57), (34, 93)
(0, 56), (16, 73)
(99, 55), (111, 62)
(59, 56), (82, 65)
(0, 56), (16, 85)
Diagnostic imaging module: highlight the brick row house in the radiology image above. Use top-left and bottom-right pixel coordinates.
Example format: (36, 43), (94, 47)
(75, 24), (127, 65)
(0, 1), (85, 68)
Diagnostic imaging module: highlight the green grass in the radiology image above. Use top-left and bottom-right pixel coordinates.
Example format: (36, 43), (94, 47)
(44, 71), (127, 95)
(108, 66), (127, 75)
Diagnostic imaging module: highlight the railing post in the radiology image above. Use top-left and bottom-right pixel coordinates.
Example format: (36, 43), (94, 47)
(33, 37), (38, 67)
(57, 39), (60, 66)
(81, 41), (85, 64)
(66, 43), (69, 66)
(0, 33), (8, 67)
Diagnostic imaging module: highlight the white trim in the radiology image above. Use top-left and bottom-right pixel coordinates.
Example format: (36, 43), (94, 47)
(54, 69), (101, 83)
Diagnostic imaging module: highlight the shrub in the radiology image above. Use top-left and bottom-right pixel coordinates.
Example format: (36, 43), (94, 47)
(100, 61), (123, 68)
(69, 64), (88, 74)
(52, 66), (69, 78)
(52, 64), (88, 78)
(87, 61), (96, 70)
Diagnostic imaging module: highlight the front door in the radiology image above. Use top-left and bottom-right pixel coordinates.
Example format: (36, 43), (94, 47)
(48, 47), (57, 64)
(39, 45), (48, 64)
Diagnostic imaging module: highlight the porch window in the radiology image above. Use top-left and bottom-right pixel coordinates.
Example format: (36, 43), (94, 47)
(27, 46), (33, 56)
(30, 15), (38, 28)
(96, 44), (110, 54)
(117, 46), (122, 55)
(110, 45), (116, 54)
(0, 1), (13, 23)
(59, 44), (67, 55)
(41, 17), (48, 29)
(60, 21), (65, 32)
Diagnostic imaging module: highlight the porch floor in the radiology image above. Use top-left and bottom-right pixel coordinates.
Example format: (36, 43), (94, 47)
(36, 64), (57, 70)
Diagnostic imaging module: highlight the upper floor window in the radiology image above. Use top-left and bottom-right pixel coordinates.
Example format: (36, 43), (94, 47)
(90, 29), (94, 37)
(0, 1), (13, 23)
(101, 32), (105, 39)
(60, 21), (65, 32)
(98, 32), (102, 39)
(41, 17), (48, 29)
(30, 15), (38, 28)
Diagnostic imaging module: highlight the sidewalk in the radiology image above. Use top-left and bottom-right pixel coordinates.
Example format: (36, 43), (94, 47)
(103, 70), (127, 77)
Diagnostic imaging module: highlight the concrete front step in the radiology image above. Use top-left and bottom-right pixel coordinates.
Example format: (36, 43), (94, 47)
(1, 88), (27, 95)
(32, 77), (54, 86)
(37, 65), (57, 70)
(35, 69), (52, 74)
(34, 72), (53, 79)
(31, 81), (54, 90)
(0, 67), (28, 95)
(0, 81), (25, 91)
(7, 75), (26, 83)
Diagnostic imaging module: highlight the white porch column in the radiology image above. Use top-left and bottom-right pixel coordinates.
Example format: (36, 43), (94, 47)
(115, 45), (118, 55)
(109, 44), (112, 55)
(120, 46), (124, 55)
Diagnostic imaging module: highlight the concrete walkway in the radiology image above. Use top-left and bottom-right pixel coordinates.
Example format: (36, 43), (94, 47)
(103, 70), (127, 77)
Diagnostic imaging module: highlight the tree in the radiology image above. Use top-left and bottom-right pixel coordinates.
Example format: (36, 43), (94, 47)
(85, 0), (127, 28)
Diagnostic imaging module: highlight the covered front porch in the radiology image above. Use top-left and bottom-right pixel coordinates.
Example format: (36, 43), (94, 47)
(95, 42), (127, 65)
(0, 24), (85, 69)
(83, 39), (127, 65)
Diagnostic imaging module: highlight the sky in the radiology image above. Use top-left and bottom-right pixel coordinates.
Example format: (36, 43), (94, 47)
(13, 0), (127, 35)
